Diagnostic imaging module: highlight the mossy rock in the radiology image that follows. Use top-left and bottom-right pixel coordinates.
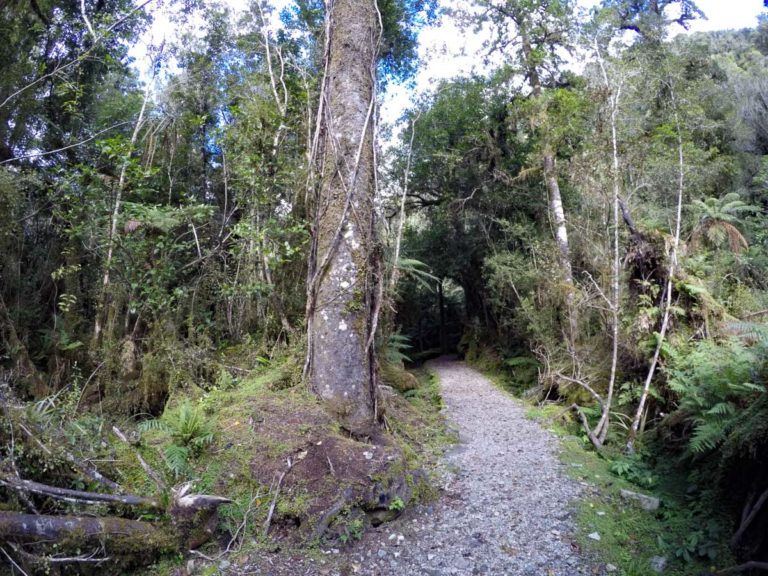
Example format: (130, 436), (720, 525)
(380, 362), (419, 393)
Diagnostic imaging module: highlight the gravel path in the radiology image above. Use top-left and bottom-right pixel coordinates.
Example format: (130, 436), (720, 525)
(236, 358), (596, 575)
(349, 357), (594, 575)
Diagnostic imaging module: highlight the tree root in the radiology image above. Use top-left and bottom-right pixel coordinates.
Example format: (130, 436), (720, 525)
(311, 487), (355, 543)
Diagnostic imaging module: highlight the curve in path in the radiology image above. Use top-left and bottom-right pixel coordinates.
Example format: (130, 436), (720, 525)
(358, 357), (593, 575)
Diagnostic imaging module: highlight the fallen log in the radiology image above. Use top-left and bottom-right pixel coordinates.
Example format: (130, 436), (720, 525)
(0, 511), (176, 554)
(0, 474), (162, 510)
(0, 485), (232, 569)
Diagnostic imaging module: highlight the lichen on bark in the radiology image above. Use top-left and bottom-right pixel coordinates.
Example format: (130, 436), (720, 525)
(306, 0), (382, 438)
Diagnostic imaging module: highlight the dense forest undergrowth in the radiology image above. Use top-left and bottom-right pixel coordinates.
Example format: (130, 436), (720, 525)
(1, 0), (768, 573)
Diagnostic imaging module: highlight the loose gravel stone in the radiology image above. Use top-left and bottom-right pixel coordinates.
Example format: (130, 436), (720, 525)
(354, 357), (594, 575)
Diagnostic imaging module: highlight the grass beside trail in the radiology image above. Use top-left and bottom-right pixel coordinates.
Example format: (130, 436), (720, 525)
(526, 404), (733, 576)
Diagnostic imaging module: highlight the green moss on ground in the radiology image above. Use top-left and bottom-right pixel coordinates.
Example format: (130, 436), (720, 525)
(118, 353), (454, 574)
(526, 405), (734, 576)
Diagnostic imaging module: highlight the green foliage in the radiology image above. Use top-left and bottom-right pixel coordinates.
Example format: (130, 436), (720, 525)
(385, 333), (413, 364)
(140, 401), (214, 477)
(376, 0), (438, 82)
(396, 258), (439, 291)
(388, 496), (406, 511)
(673, 518), (723, 563)
(666, 339), (765, 454)
(726, 320), (768, 344)
(609, 455), (657, 488)
(558, 435), (734, 575)
(690, 192), (758, 253)
(338, 516), (364, 544)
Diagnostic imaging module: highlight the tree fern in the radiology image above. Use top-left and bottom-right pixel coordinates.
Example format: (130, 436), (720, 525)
(690, 193), (758, 253)
(396, 258), (439, 291)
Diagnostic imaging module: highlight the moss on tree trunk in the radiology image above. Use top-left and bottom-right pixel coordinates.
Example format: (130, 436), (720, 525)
(307, 0), (382, 437)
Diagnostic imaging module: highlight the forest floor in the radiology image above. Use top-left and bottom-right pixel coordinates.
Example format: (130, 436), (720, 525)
(239, 357), (602, 575)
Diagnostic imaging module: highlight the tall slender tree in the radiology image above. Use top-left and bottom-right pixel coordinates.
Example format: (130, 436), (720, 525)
(476, 0), (579, 344)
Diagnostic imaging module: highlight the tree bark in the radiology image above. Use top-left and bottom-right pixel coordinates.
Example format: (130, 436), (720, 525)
(306, 0), (382, 437)
(520, 32), (577, 344)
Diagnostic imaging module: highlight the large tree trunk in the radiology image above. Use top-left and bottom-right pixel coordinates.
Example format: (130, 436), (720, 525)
(305, 0), (381, 437)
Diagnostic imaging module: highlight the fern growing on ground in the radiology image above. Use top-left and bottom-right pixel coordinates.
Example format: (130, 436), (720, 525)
(667, 339), (765, 455)
(385, 333), (413, 365)
(140, 401), (214, 478)
(725, 320), (768, 344)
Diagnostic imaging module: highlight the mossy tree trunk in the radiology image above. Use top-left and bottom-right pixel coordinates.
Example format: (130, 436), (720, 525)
(305, 0), (382, 437)
(521, 32), (578, 347)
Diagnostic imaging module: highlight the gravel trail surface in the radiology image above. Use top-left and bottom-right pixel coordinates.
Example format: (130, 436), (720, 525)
(349, 357), (593, 575)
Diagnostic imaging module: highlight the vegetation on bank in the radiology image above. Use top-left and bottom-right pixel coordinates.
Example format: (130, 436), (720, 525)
(1, 0), (768, 572)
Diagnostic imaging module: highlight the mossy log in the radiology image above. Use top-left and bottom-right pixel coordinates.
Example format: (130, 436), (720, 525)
(0, 511), (176, 552)
(0, 485), (232, 569)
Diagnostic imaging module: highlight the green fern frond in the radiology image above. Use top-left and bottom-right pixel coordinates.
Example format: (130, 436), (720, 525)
(724, 321), (768, 344)
(385, 332), (413, 364)
(704, 402), (735, 417)
(163, 444), (191, 478)
(139, 419), (172, 434)
(190, 432), (214, 449)
(690, 422), (727, 454)
(396, 257), (439, 291)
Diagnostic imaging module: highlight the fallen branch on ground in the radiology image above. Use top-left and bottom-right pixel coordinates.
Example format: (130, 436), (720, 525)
(570, 404), (603, 451)
(263, 458), (292, 538)
(0, 474), (161, 509)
